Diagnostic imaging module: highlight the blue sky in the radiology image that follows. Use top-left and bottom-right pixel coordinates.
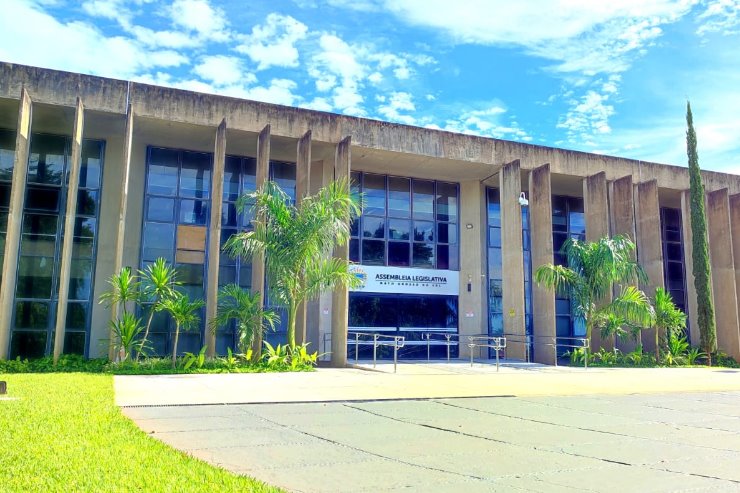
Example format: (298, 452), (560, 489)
(1, 0), (739, 174)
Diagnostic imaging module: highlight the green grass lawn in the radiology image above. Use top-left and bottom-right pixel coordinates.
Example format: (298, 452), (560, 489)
(0, 373), (284, 492)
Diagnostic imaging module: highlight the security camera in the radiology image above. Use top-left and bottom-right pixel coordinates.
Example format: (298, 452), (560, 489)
(518, 192), (529, 207)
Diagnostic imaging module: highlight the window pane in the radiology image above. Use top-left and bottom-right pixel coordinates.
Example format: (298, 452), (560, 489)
(179, 199), (209, 225)
(142, 222), (174, 261)
(148, 148), (179, 196)
(26, 186), (60, 212)
(413, 221), (434, 242)
(0, 130), (14, 181)
(363, 174), (386, 216)
(412, 180), (434, 220)
(72, 236), (94, 258)
(666, 242), (682, 262)
(68, 259), (93, 300)
(76, 190), (98, 216)
(270, 161), (296, 201)
(0, 183), (11, 208)
(14, 301), (50, 329)
(63, 331), (86, 355)
(362, 216), (385, 239)
(224, 156), (241, 201)
(79, 140), (103, 189)
(488, 226), (501, 248)
(438, 223), (458, 244)
(436, 182), (458, 222)
(388, 177), (410, 218)
(17, 256), (54, 298)
(569, 211), (585, 235)
(222, 202), (238, 227)
(180, 151), (211, 199)
(487, 188), (501, 226)
(242, 158), (257, 193)
(10, 331), (47, 359)
(29, 135), (66, 185)
(147, 197), (175, 222)
(21, 234), (56, 257)
(218, 265), (236, 286)
(388, 219), (410, 240)
(66, 302), (88, 330)
(239, 265), (252, 289)
(177, 263), (205, 300)
(23, 214), (58, 235)
(488, 247), (502, 280)
(75, 218), (96, 238)
(412, 243), (434, 268)
(662, 208), (681, 231)
(350, 218), (359, 237)
(388, 241), (410, 267)
(350, 239), (359, 262)
(362, 240), (385, 265)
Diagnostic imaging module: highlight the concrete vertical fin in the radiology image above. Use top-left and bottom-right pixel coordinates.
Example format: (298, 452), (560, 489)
(205, 118), (227, 358)
(0, 87), (32, 359)
(458, 180), (485, 358)
(295, 130), (312, 346)
(529, 163), (556, 364)
(250, 124), (270, 358)
(330, 136), (351, 367)
(499, 160), (526, 360)
(584, 171), (612, 351)
(109, 103), (134, 360)
(707, 188), (740, 360)
(635, 179), (664, 354)
(53, 97), (85, 363)
(730, 193), (740, 356)
(608, 175), (638, 352)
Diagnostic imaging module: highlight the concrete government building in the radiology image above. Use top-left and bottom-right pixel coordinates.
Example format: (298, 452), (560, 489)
(1, 62), (739, 366)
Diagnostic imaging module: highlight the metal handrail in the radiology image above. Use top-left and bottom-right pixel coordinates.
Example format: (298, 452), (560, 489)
(420, 332), (460, 362)
(499, 333), (532, 363)
(467, 335), (506, 371)
(351, 331), (405, 373)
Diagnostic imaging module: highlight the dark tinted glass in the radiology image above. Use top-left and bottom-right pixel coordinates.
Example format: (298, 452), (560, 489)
(147, 197), (175, 222)
(28, 134), (66, 185)
(14, 301), (50, 329)
(387, 219), (410, 240)
(79, 140), (103, 189)
(180, 151), (211, 198)
(179, 199), (209, 225)
(362, 216), (385, 239)
(413, 221), (433, 242)
(10, 331), (47, 359)
(76, 190), (98, 216)
(363, 174), (386, 216)
(63, 331), (86, 355)
(388, 177), (410, 218)
(147, 148), (179, 196)
(412, 243), (434, 268)
(17, 256), (54, 298)
(224, 156), (241, 200)
(436, 182), (458, 222)
(388, 241), (410, 266)
(362, 240), (385, 265)
(26, 186), (60, 211)
(412, 180), (434, 220)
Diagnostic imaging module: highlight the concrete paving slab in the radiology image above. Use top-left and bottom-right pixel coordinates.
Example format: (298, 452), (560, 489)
(117, 368), (740, 492)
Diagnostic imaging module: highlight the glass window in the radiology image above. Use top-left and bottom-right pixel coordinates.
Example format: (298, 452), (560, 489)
(17, 256), (54, 298)
(179, 199), (209, 225)
(270, 161), (296, 201)
(142, 222), (175, 261)
(362, 216), (385, 239)
(388, 241), (410, 266)
(147, 148), (179, 196)
(68, 259), (93, 301)
(412, 180), (434, 220)
(388, 177), (410, 218)
(76, 190), (98, 216)
(147, 197), (175, 222)
(387, 219), (410, 240)
(224, 156), (241, 201)
(350, 239), (359, 262)
(0, 129), (14, 181)
(79, 141), (102, 189)
(413, 221), (434, 242)
(25, 186), (60, 212)
(438, 223), (458, 245)
(10, 331), (47, 359)
(180, 151), (211, 199)
(412, 243), (434, 268)
(14, 301), (50, 329)
(436, 182), (458, 222)
(28, 135), (66, 185)
(66, 302), (88, 330)
(363, 174), (386, 216)
(362, 240), (385, 265)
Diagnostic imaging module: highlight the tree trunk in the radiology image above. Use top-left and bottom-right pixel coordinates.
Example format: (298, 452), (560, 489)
(287, 301), (297, 349)
(137, 306), (156, 362)
(172, 322), (180, 369)
(655, 326), (660, 362)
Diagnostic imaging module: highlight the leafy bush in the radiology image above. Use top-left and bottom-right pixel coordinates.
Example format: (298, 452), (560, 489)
(182, 345), (208, 370)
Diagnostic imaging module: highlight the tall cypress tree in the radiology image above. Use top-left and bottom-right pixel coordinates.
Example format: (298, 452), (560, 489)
(686, 101), (717, 364)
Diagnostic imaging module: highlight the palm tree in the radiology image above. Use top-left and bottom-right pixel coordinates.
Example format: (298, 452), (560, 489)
(224, 177), (362, 350)
(158, 293), (205, 369)
(137, 258), (180, 361)
(534, 235), (655, 346)
(109, 312), (146, 362)
(210, 283), (280, 354)
(99, 267), (140, 361)
(652, 287), (688, 360)
(99, 267), (140, 316)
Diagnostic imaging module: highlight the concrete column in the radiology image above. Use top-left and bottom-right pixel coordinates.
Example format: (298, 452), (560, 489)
(529, 164), (556, 364)
(0, 88), (32, 359)
(330, 136), (351, 367)
(635, 180), (664, 355)
(499, 160), (526, 360)
(584, 171), (612, 351)
(250, 124), (270, 358)
(458, 180), (486, 358)
(730, 194), (740, 354)
(295, 130), (311, 347)
(310, 159), (333, 358)
(707, 189), (740, 360)
(608, 175), (638, 352)
(205, 118), (226, 358)
(53, 97), (85, 363)
(681, 190), (700, 345)
(109, 104), (134, 360)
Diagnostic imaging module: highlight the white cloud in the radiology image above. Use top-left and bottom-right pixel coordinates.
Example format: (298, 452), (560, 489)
(244, 78), (301, 106)
(0, 0), (187, 79)
(557, 90), (615, 143)
(236, 13), (308, 70)
(697, 0), (740, 35)
(377, 91), (417, 124)
(193, 55), (255, 86)
(442, 104), (532, 141)
(170, 0), (230, 42)
(309, 33), (368, 114)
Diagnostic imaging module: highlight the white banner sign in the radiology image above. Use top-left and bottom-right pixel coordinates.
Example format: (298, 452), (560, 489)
(349, 265), (459, 296)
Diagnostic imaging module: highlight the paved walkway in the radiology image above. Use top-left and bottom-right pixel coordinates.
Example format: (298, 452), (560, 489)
(117, 364), (740, 492)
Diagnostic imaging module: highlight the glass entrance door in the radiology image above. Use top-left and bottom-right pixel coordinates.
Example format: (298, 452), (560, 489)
(348, 293), (458, 359)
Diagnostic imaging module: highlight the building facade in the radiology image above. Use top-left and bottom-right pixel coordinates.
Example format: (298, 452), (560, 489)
(1, 62), (739, 365)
